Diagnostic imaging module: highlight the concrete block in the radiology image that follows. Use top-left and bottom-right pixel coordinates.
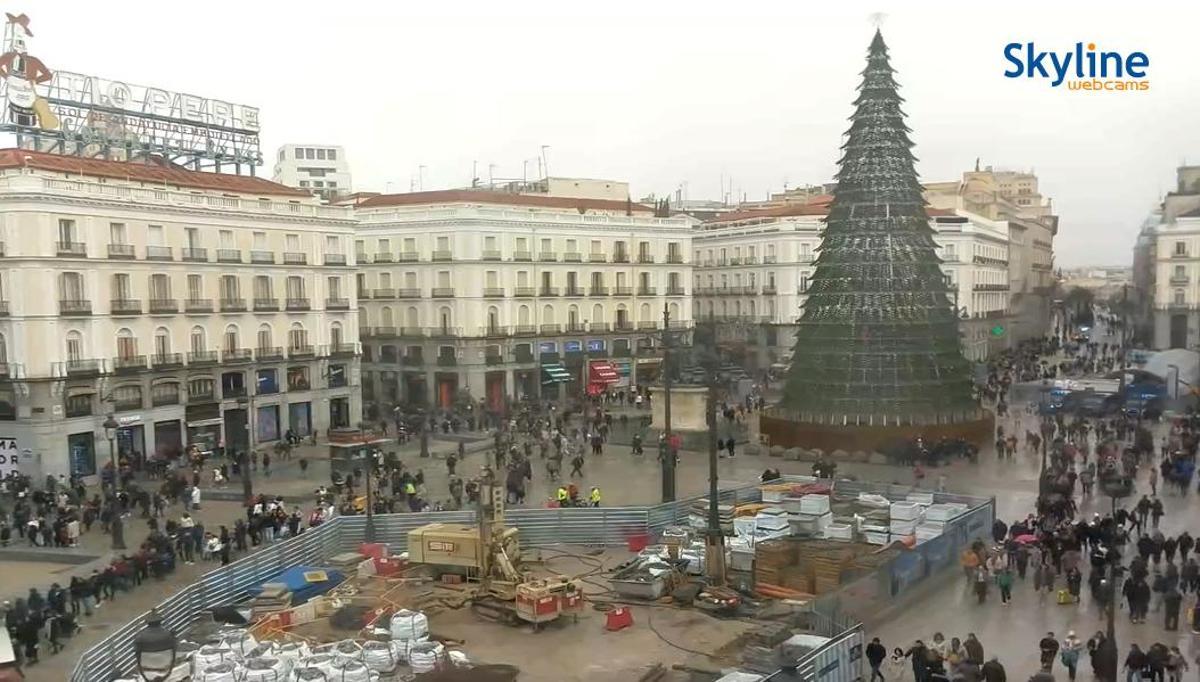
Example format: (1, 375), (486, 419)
(769, 445), (785, 458)
(783, 447), (803, 461)
(868, 452), (890, 465)
(831, 449), (849, 459)
(744, 443), (763, 456)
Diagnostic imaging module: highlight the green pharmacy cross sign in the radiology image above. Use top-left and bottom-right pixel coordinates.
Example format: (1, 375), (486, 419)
(990, 325), (1006, 337)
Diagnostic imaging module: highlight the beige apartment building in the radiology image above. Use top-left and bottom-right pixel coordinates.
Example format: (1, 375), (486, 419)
(0, 150), (361, 480)
(1142, 166), (1200, 348)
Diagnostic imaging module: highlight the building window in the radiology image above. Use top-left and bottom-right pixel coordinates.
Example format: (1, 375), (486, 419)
(154, 328), (171, 356)
(223, 325), (239, 352)
(149, 274), (171, 300)
(294, 147), (304, 159)
(188, 275), (203, 300)
(316, 149), (326, 160)
(220, 275), (240, 300)
(1175, 289), (1186, 305)
(190, 326), (207, 353)
(60, 272), (85, 300)
(328, 149), (337, 161)
(110, 222), (127, 244)
(327, 276), (342, 299)
(1177, 242), (1188, 256)
(112, 273), (132, 300)
(58, 218), (77, 244)
(148, 225), (164, 245)
(287, 276), (306, 300)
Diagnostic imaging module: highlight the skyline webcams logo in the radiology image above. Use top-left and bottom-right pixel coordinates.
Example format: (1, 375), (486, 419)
(1003, 42), (1150, 91)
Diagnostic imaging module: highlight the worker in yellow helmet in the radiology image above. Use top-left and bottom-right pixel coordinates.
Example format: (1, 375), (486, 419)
(589, 486), (601, 508)
(556, 486), (568, 506)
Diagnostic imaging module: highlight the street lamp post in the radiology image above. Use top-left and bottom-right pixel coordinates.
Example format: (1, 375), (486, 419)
(133, 609), (178, 682)
(358, 422), (377, 542)
(102, 414), (126, 551)
(236, 396), (254, 503)
(701, 314), (726, 586)
(661, 304), (676, 503)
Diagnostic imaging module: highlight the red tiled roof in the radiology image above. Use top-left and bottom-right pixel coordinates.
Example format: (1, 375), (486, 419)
(0, 149), (309, 197)
(356, 188), (653, 213)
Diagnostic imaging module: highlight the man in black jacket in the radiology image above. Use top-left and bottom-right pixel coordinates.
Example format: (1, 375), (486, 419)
(981, 657), (1006, 682)
(964, 633), (985, 665)
(866, 637), (887, 682)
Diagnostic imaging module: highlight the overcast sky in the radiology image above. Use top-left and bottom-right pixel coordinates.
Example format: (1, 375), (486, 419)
(14, 1), (1200, 266)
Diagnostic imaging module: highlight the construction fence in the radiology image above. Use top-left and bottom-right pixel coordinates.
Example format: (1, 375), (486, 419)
(69, 477), (992, 682)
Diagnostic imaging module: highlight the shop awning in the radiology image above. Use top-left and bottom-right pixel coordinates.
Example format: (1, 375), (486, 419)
(589, 361), (620, 384)
(542, 363), (572, 385)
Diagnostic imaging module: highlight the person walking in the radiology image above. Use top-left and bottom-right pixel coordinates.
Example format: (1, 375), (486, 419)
(1038, 632), (1060, 673)
(1164, 586), (1183, 630)
(1150, 465), (1159, 496)
(1060, 632), (1082, 681)
(866, 637), (887, 682)
(973, 566), (990, 604)
(996, 566), (1014, 605)
(981, 656), (1006, 682)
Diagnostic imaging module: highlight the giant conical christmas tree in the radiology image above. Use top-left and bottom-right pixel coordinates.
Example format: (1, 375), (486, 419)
(782, 30), (977, 423)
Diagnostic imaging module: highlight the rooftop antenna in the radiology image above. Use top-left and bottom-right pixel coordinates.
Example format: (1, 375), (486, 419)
(418, 165), (427, 191)
(488, 163), (497, 187)
(472, 160), (478, 188)
(540, 145), (550, 179)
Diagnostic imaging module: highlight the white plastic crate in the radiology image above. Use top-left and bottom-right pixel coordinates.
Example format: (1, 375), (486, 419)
(906, 492), (935, 506)
(889, 501), (922, 521)
(863, 531), (890, 545)
(798, 494), (831, 515)
(825, 523), (853, 541)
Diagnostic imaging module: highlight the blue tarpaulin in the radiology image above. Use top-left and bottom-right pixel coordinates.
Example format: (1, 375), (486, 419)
(248, 565), (346, 605)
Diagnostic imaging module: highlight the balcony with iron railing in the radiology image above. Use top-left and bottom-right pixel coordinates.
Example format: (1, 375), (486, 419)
(483, 287), (506, 298)
(187, 350), (219, 365)
(220, 298), (247, 312)
(250, 250), (275, 264)
(797, 253), (814, 263)
(429, 326), (461, 338)
(151, 353), (184, 369)
(1170, 276), (1191, 285)
(763, 255), (778, 264)
(743, 256), (758, 264)
(287, 376), (312, 392)
(431, 287), (456, 298)
(396, 288), (420, 298)
(514, 325), (537, 336)
(637, 321), (658, 330)
(256, 346), (285, 361)
(614, 286), (632, 296)
(1172, 251), (1191, 259)
(253, 298), (280, 311)
(638, 254), (655, 264)
(637, 286), (656, 296)
(107, 243), (135, 259)
(0, 301), (8, 316)
(111, 299), (141, 315)
(286, 298), (311, 311)
(482, 249), (502, 261)
(113, 355), (147, 373)
(515, 348), (535, 363)
(614, 320), (634, 332)
(398, 251), (419, 262)
(63, 358), (104, 376)
(181, 247), (208, 262)
(217, 249), (242, 263)
(282, 252), (307, 265)
(431, 250), (453, 262)
(588, 253), (607, 263)
(564, 286), (584, 297)
(590, 322), (610, 332)
(60, 299), (92, 315)
(485, 353), (504, 366)
(146, 245), (174, 261)
(481, 325), (509, 337)
(665, 286), (686, 296)
(373, 252), (393, 263)
(223, 384), (247, 399)
(185, 298), (214, 313)
(762, 284), (778, 295)
(289, 345), (315, 358)
(325, 297), (350, 310)
(538, 252), (557, 262)
(400, 354), (424, 366)
(563, 252), (582, 262)
(539, 286), (559, 297)
(667, 253), (684, 264)
(324, 253), (347, 266)
(328, 343), (359, 358)
(514, 287), (535, 298)
(613, 252), (630, 263)
(368, 326), (397, 338)
(222, 348), (253, 363)
(730, 256), (742, 266)
(512, 251), (532, 262)
(973, 284), (1011, 292)
(590, 286), (610, 296)
(57, 241), (86, 257)
(149, 299), (178, 314)
(540, 323), (561, 334)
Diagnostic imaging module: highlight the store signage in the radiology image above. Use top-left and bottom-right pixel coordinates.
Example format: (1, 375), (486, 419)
(564, 341), (583, 353)
(586, 339), (605, 352)
(117, 414), (142, 426)
(0, 14), (261, 166)
(0, 437), (19, 475)
(537, 341), (557, 354)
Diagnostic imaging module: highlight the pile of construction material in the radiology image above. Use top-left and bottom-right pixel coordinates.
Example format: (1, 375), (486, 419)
(752, 538), (902, 597)
(249, 583), (292, 621)
(688, 499), (736, 534)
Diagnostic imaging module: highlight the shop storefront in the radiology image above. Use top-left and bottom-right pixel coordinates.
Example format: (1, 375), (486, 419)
(541, 362), (571, 399)
(186, 402), (223, 457)
(485, 371), (506, 412)
(402, 372), (427, 405)
(256, 404), (280, 443)
(435, 373), (458, 408)
(114, 414), (146, 469)
(586, 360), (620, 396)
(68, 431), (96, 477)
(222, 408), (249, 454)
(330, 396), (350, 429)
(635, 357), (663, 385)
(288, 402), (312, 436)
(611, 359), (633, 389)
(153, 419), (183, 462)
(514, 369), (538, 401)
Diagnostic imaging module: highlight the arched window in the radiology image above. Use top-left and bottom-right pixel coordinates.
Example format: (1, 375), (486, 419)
(358, 306), (370, 327)
(591, 304), (604, 324)
(487, 306), (500, 333)
(189, 326), (207, 354)
(256, 323), (273, 350)
(116, 328), (137, 359)
(153, 327), (171, 358)
(541, 305), (555, 324)
(381, 306), (394, 327)
(669, 302), (680, 321)
(567, 305), (579, 329)
(518, 305), (530, 325)
(406, 306), (419, 328)
(615, 303), (628, 328)
(438, 306), (452, 332)
(639, 302), (651, 322)
(0, 333), (6, 362)
(223, 324), (240, 352)
(289, 322), (308, 350)
(330, 321), (344, 347)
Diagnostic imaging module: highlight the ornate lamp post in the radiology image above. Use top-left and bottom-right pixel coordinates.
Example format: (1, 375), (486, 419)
(1095, 452), (1134, 682)
(357, 422), (377, 542)
(660, 303), (676, 503)
(102, 414), (125, 550)
(133, 610), (178, 682)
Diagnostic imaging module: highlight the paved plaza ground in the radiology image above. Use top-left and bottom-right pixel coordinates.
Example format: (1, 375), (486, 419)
(15, 320), (1184, 681)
